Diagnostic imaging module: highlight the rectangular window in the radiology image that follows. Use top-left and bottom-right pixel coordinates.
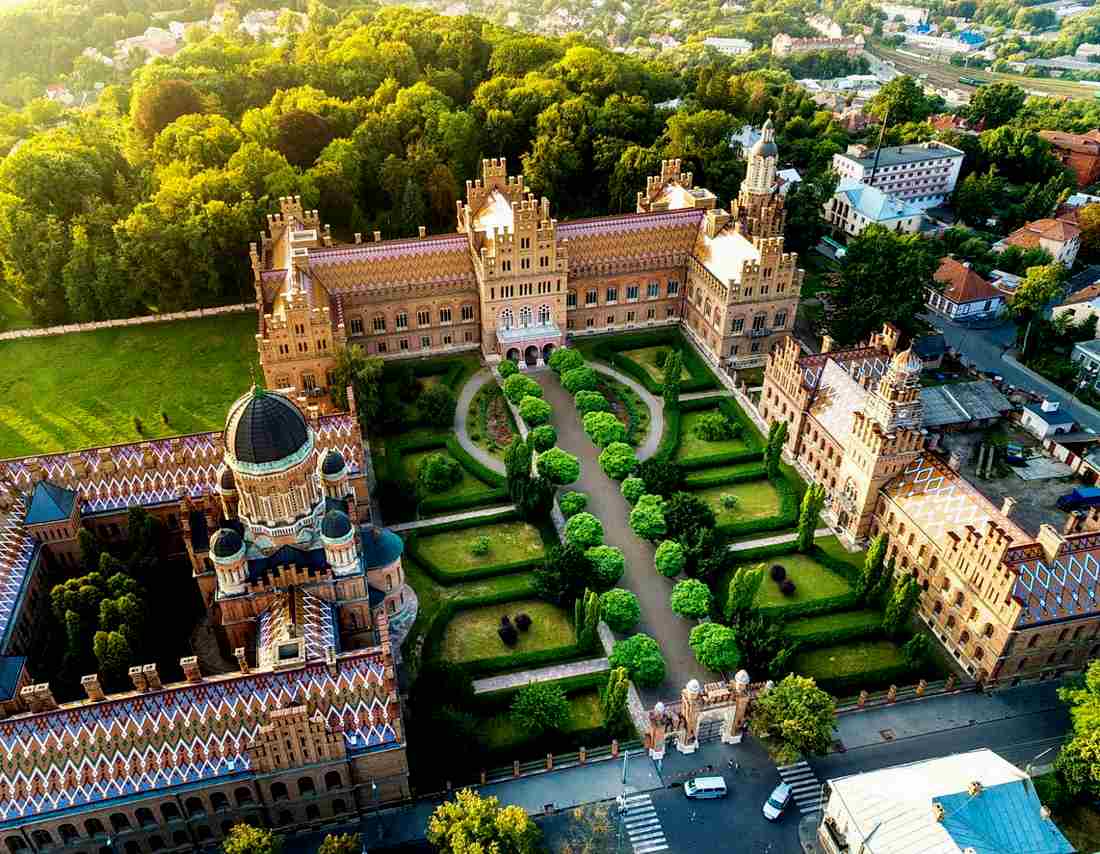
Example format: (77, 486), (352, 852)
(732, 318), (744, 334)
(521, 258), (530, 270)
(647, 307), (656, 320)
(443, 334), (452, 345)
(465, 331), (473, 342)
(395, 312), (408, 330)
(439, 307), (452, 324)
(647, 282), (659, 298)
(461, 305), (474, 321)
(753, 314), (766, 331)
(586, 317), (594, 328)
(399, 338), (409, 351)
(731, 344), (739, 355)
(372, 316), (386, 333)
(302, 373), (316, 391)
(607, 314), (615, 326)
(586, 288), (598, 306)
(751, 341), (761, 353)
(377, 341), (387, 353)
(520, 237), (530, 249)
(606, 286), (618, 303)
(567, 318), (575, 330)
(350, 317), (364, 335)
(626, 310), (635, 322)
(667, 280), (680, 296)
(626, 285), (639, 301)
(421, 335), (431, 349)
(417, 309), (431, 327)
(774, 310), (787, 328)
(541, 255), (549, 267)
(666, 307), (677, 318)
(567, 291), (577, 308)
(502, 260), (511, 272)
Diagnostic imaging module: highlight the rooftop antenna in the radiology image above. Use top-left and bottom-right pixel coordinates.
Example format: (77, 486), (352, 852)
(868, 104), (891, 187)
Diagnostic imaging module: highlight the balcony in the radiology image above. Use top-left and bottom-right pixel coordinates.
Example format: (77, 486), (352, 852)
(749, 327), (772, 338)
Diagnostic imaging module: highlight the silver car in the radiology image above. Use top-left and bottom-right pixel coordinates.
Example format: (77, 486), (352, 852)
(762, 782), (792, 821)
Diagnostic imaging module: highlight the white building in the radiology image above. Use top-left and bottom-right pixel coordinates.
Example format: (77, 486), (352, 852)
(818, 749), (1074, 854)
(994, 217), (1081, 268)
(879, 3), (929, 25)
(832, 141), (965, 209)
(824, 179), (925, 237)
(1021, 399), (1075, 439)
(703, 37), (753, 55)
(927, 257), (1005, 320)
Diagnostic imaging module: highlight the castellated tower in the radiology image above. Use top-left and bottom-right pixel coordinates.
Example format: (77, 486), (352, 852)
(456, 158), (567, 364)
(730, 118), (786, 239)
(833, 347), (928, 537)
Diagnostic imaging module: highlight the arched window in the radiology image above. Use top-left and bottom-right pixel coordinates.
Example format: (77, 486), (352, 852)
(109, 813), (130, 831)
(325, 771), (343, 791)
(234, 786), (254, 806)
(499, 308), (514, 330)
(298, 777), (316, 797)
(271, 782), (289, 802)
(185, 796), (205, 817)
(85, 818), (106, 837)
(4, 838), (27, 853)
(135, 808), (155, 828)
(210, 792), (229, 812)
(30, 832), (51, 848)
(519, 306), (532, 327)
(59, 825), (79, 843)
(538, 304), (551, 325)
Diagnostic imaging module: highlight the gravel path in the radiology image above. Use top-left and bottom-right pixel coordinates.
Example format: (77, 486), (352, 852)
(472, 657), (610, 695)
(388, 504), (514, 532)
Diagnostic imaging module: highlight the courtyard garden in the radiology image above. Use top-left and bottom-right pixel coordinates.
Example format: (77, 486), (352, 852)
(615, 344), (691, 385)
(406, 513), (553, 581)
(439, 598), (576, 665)
(575, 327), (720, 394)
(0, 311), (259, 457)
(466, 381), (517, 459)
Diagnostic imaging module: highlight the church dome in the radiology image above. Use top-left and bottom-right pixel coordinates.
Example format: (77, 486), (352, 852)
(891, 346), (923, 375)
(750, 136), (778, 158)
(210, 527), (244, 559)
(321, 509), (352, 541)
(321, 449), (346, 476)
(225, 388), (310, 465)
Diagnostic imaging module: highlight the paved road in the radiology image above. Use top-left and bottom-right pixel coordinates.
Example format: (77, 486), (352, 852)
(533, 372), (719, 706)
(933, 313), (1100, 432)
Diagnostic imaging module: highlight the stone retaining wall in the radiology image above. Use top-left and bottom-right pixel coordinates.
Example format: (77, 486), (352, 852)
(0, 303), (256, 341)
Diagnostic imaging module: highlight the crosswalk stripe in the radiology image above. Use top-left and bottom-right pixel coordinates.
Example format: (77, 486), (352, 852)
(626, 820), (660, 831)
(634, 843), (669, 854)
(632, 830), (666, 842)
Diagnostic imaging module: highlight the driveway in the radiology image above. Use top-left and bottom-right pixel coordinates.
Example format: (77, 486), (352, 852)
(533, 372), (719, 706)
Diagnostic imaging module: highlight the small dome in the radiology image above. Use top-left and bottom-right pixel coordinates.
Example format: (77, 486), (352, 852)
(321, 509), (352, 540)
(891, 346), (923, 374)
(685, 678), (701, 694)
(360, 526), (404, 569)
(734, 669), (751, 686)
(321, 449), (346, 476)
(750, 136), (778, 158)
(654, 701), (666, 714)
(224, 388), (309, 465)
(218, 466), (236, 492)
(210, 528), (244, 559)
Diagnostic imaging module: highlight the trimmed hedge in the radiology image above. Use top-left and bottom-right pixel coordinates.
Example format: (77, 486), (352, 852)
(590, 329), (719, 394)
(683, 463), (767, 488)
(786, 619), (885, 648)
(594, 371), (648, 447)
(672, 396), (764, 469)
(709, 471), (799, 538)
(382, 434), (509, 515)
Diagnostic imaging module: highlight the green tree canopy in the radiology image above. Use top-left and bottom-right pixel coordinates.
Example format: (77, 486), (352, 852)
(510, 681), (571, 736)
(427, 788), (541, 854)
(750, 674), (836, 762)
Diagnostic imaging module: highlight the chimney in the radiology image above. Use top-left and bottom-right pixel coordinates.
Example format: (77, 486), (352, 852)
(19, 685), (39, 712)
(81, 674), (105, 702)
(1037, 523), (1065, 561)
(967, 780), (983, 797)
(129, 665), (148, 693)
(418, 226), (426, 238)
(234, 647), (250, 674)
(32, 684), (57, 711)
(142, 663), (161, 691)
(1065, 512), (1083, 535)
(180, 656), (202, 684)
(821, 334), (835, 354)
(1041, 399), (1060, 413)
(1001, 496), (1017, 518)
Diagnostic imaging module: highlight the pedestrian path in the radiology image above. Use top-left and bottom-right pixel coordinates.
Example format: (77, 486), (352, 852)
(453, 368), (507, 475)
(388, 504), (515, 532)
(587, 362), (665, 460)
(776, 760), (823, 815)
(472, 657), (609, 694)
(621, 793), (668, 854)
(678, 390), (731, 401)
(727, 527), (832, 552)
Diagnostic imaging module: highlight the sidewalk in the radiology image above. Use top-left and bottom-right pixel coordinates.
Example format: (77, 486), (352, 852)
(472, 657), (610, 694)
(679, 390), (731, 401)
(388, 504), (515, 532)
(727, 528), (833, 552)
(453, 368), (507, 475)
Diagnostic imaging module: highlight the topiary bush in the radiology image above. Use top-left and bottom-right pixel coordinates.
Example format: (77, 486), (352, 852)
(519, 395), (552, 426)
(498, 359), (519, 378)
(654, 539), (686, 577)
(498, 618), (519, 646)
(537, 447), (581, 485)
(565, 511), (604, 548)
(529, 424), (557, 452)
(600, 588), (641, 633)
(689, 622), (741, 671)
(670, 579), (713, 619)
(585, 545), (626, 590)
(558, 490), (588, 518)
(721, 493), (739, 510)
(549, 347), (585, 374)
(609, 634), (666, 688)
(515, 612), (532, 632)
(599, 442), (637, 480)
(583, 410), (627, 448)
(470, 536), (490, 557)
(575, 390), (611, 415)
(780, 580), (796, 596)
(654, 349), (669, 368)
(417, 452), (463, 494)
(620, 476), (645, 505)
(630, 494), (667, 541)
(562, 365), (599, 394)
(503, 373), (542, 404)
(692, 412), (740, 442)
(770, 564), (786, 582)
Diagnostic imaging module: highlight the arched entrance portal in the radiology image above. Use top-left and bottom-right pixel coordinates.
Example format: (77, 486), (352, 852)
(524, 345), (539, 367)
(506, 348), (520, 363)
(542, 342), (556, 363)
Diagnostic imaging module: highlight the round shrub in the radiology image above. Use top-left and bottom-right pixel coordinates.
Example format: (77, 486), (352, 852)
(503, 372), (542, 404)
(549, 347), (585, 374)
(621, 476), (646, 505)
(515, 612), (532, 632)
(583, 410), (627, 448)
(630, 494), (667, 541)
(654, 539), (686, 577)
(416, 452), (462, 494)
(670, 579), (713, 619)
(519, 395), (552, 426)
(537, 447), (581, 485)
(418, 385), (457, 428)
(654, 349), (669, 368)
(498, 618), (519, 647)
(510, 681), (569, 736)
(558, 490), (588, 518)
(692, 412), (739, 442)
(529, 424), (557, 452)
(585, 545), (626, 589)
(600, 588), (641, 633)
(470, 536), (490, 557)
(689, 622), (741, 672)
(575, 390), (611, 415)
(599, 442), (637, 481)
(721, 493), (739, 511)
(609, 634), (666, 688)
(770, 564), (786, 582)
(564, 512), (604, 549)
(498, 359), (519, 378)
(780, 580), (796, 596)
(562, 365), (599, 394)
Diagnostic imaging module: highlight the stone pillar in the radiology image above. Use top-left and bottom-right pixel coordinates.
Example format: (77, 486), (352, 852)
(858, 690), (868, 708)
(81, 674), (105, 702)
(513, 760), (520, 778)
(887, 685), (897, 704)
(545, 753), (553, 771)
(180, 656), (202, 683)
(611, 740), (620, 758)
(129, 666), (148, 693)
(916, 679), (927, 697)
(142, 664), (161, 691)
(676, 680), (703, 755)
(945, 674), (957, 692)
(647, 703), (668, 760)
(579, 746), (587, 764)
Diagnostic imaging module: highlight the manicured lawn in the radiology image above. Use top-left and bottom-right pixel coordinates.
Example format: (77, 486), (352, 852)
(752, 552), (853, 608)
(674, 408), (750, 462)
(791, 639), (907, 681)
(785, 610), (882, 640)
(483, 689), (604, 750)
(403, 449), (496, 500)
(695, 479), (781, 527)
(683, 460), (764, 487)
(467, 381), (516, 459)
(440, 599), (575, 664)
(0, 312), (258, 457)
(620, 345), (690, 384)
(415, 520), (545, 572)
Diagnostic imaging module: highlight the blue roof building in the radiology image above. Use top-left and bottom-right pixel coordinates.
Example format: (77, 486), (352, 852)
(825, 179), (926, 238)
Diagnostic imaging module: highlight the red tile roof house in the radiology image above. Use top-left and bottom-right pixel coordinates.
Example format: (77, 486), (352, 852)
(927, 257), (1006, 320)
(994, 217), (1082, 268)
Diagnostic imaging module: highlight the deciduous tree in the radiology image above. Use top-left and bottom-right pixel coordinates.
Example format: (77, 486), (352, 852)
(427, 789), (541, 854)
(750, 674), (836, 762)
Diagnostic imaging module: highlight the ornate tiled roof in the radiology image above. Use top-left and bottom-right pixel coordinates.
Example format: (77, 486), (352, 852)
(557, 209), (704, 277)
(0, 500), (35, 647)
(1005, 535), (1100, 626)
(807, 358), (870, 444)
(257, 590), (336, 669)
(799, 347), (891, 389)
(0, 654), (395, 826)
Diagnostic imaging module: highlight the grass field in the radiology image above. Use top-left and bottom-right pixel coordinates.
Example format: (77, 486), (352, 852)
(483, 690), (604, 750)
(440, 599), (575, 664)
(695, 480), (781, 527)
(675, 408), (750, 462)
(619, 345), (690, 384)
(414, 520), (545, 573)
(753, 552), (853, 609)
(402, 449), (498, 501)
(791, 639), (907, 682)
(0, 291), (33, 333)
(683, 460), (765, 487)
(0, 312), (259, 458)
(785, 610), (883, 639)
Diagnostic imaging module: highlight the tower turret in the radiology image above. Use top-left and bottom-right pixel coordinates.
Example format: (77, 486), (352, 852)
(210, 528), (247, 595)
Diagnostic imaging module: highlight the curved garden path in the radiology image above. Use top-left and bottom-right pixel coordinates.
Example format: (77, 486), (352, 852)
(533, 372), (718, 706)
(454, 368), (506, 476)
(586, 362), (665, 461)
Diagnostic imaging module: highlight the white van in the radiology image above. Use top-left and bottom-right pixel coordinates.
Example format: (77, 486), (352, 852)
(683, 776), (728, 799)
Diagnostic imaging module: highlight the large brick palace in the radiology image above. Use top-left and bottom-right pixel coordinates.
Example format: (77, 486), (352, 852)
(251, 120), (804, 397)
(760, 328), (1100, 687)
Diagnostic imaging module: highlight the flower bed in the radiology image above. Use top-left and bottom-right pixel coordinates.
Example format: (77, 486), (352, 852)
(594, 372), (650, 447)
(468, 381), (517, 459)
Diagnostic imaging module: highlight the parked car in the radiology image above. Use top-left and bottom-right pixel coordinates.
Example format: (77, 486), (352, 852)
(683, 776), (728, 799)
(762, 782), (792, 821)
(1004, 444), (1025, 464)
(1057, 486), (1100, 511)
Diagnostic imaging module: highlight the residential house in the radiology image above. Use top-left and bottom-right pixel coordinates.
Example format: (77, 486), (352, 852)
(1072, 339), (1100, 383)
(824, 179), (925, 237)
(1021, 399), (1075, 439)
(1054, 281), (1100, 334)
(928, 257), (1004, 319)
(1040, 129), (1100, 188)
(994, 217), (1081, 267)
